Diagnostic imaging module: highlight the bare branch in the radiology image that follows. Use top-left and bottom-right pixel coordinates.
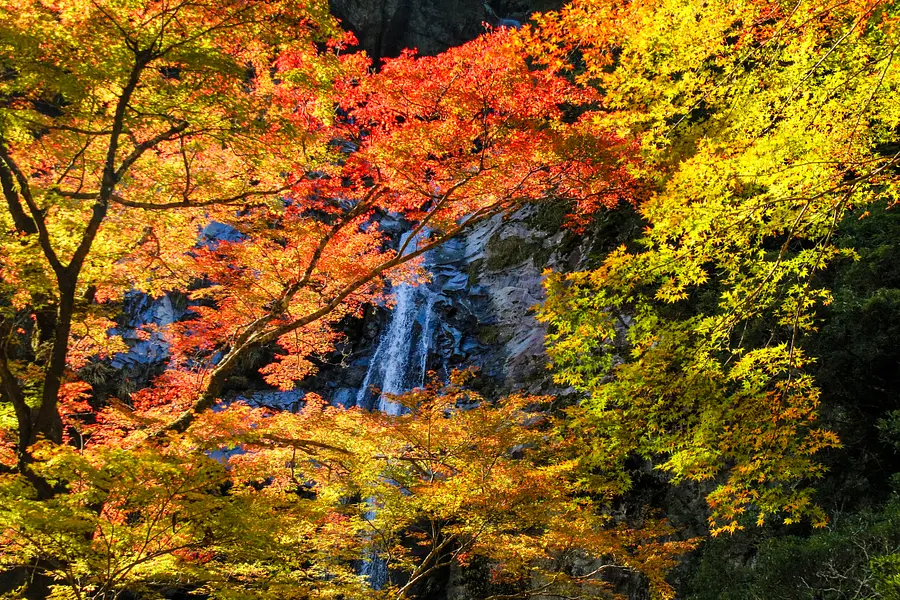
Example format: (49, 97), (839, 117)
(0, 143), (64, 275)
(156, 198), (512, 435)
(114, 120), (190, 181)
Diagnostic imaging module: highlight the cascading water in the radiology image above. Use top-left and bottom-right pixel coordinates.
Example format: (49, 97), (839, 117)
(355, 230), (437, 414)
(356, 229), (438, 589)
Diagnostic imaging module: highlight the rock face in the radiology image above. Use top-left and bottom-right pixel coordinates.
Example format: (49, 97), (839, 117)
(312, 202), (610, 409)
(329, 0), (563, 61)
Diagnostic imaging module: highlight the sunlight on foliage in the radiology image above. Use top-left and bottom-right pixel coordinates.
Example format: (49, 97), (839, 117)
(537, 0), (900, 534)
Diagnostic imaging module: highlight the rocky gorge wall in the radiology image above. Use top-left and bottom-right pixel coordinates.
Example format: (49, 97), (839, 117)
(329, 0), (562, 61)
(311, 205), (608, 411)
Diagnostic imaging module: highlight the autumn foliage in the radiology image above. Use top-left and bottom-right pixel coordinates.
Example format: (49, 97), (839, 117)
(3, 0), (898, 597)
(0, 0), (658, 597)
(536, 0), (900, 533)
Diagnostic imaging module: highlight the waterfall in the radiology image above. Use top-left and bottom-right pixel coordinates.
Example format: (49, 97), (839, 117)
(355, 230), (437, 414)
(355, 229), (438, 589)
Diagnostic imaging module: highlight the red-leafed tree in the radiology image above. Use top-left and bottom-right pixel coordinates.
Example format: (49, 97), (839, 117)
(0, 1), (661, 598)
(0, 1), (632, 461)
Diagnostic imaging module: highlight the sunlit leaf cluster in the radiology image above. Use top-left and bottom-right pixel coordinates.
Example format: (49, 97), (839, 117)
(538, 0), (900, 533)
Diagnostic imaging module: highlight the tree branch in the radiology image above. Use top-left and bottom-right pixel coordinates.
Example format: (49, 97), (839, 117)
(0, 143), (64, 276)
(156, 198), (511, 436)
(113, 120), (189, 182)
(259, 435), (351, 455)
(395, 534), (458, 597)
(0, 159), (37, 235)
(57, 183), (296, 210)
(32, 51), (152, 444)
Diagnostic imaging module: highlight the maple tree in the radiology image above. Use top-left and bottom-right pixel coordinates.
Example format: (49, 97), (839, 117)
(0, 0), (664, 598)
(534, 0), (900, 533)
(0, 0), (353, 463)
(331, 376), (694, 599)
(0, 1), (630, 465)
(0, 435), (372, 599)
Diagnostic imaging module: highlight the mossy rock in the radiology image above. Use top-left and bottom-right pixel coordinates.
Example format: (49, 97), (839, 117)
(476, 324), (503, 345)
(467, 258), (485, 286)
(525, 200), (569, 232)
(485, 235), (550, 271)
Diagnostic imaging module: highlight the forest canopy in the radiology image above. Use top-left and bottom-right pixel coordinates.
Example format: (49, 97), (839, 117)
(1, 0), (899, 599)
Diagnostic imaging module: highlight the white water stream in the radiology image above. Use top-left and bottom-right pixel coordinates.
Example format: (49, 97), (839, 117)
(355, 230), (437, 414)
(357, 229), (438, 589)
